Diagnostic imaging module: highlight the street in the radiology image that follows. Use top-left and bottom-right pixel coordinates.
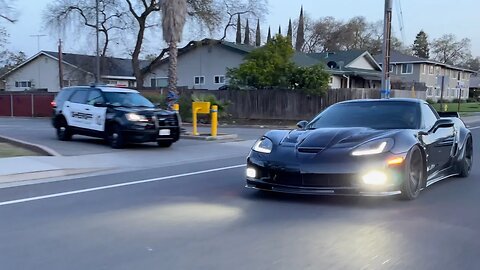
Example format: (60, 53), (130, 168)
(0, 122), (479, 269)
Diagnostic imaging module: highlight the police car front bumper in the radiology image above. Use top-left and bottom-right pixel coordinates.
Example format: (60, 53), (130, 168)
(122, 123), (180, 143)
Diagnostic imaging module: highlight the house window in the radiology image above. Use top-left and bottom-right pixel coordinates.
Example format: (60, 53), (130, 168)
(150, 77), (168, 88)
(194, 76), (205, 85)
(457, 72), (461, 81)
(329, 76), (334, 84)
(401, 64), (413, 74)
(426, 87), (433, 96)
(214, 75), (225, 84)
(436, 88), (441, 97)
(389, 65), (394, 73)
(15, 81), (32, 88)
(428, 66), (434, 75)
(422, 64), (428, 74)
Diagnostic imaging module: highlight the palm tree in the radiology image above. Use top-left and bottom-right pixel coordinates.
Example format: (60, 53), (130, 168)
(161, 0), (187, 109)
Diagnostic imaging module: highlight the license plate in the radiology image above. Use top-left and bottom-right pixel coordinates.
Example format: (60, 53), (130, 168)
(159, 129), (170, 136)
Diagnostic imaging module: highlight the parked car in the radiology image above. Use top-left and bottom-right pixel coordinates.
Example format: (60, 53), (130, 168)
(52, 86), (180, 148)
(246, 98), (473, 200)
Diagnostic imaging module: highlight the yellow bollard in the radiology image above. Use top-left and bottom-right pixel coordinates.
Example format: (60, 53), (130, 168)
(192, 102), (210, 136)
(172, 103), (179, 112)
(211, 105), (218, 137)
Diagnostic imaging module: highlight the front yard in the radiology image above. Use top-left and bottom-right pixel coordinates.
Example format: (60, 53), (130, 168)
(432, 102), (480, 112)
(0, 143), (39, 158)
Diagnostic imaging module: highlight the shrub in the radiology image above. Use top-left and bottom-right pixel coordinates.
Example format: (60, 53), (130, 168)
(426, 98), (436, 104)
(192, 93), (231, 119)
(452, 98), (466, 103)
(466, 98), (477, 103)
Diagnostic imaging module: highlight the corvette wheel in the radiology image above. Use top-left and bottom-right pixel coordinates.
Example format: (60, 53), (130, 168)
(458, 136), (473, 178)
(400, 146), (424, 200)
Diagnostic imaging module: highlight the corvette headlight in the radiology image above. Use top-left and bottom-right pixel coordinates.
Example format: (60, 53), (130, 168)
(252, 137), (273, 154)
(126, 113), (148, 122)
(351, 139), (394, 156)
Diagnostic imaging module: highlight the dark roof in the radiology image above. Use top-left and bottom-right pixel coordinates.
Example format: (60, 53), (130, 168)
(308, 50), (366, 66)
(143, 38), (321, 73)
(43, 51), (149, 77)
(374, 51), (476, 73)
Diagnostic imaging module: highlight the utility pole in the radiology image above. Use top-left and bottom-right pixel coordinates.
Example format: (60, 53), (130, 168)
(58, 39), (64, 89)
(30, 34), (47, 52)
(381, 0), (393, 99)
(95, 0), (100, 84)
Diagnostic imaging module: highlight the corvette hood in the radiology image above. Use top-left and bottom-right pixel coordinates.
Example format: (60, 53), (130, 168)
(280, 127), (396, 150)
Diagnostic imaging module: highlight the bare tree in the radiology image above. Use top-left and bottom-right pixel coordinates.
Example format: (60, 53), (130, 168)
(162, 0), (187, 108)
(432, 34), (471, 65)
(44, 0), (129, 58)
(0, 0), (16, 23)
(218, 0), (267, 41)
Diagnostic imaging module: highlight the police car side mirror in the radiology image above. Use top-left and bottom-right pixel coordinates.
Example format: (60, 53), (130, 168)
(93, 101), (107, 107)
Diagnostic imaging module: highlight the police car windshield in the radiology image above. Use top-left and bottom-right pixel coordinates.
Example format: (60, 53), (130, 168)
(103, 92), (154, 108)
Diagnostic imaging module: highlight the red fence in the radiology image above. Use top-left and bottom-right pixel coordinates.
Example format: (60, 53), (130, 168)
(0, 92), (55, 117)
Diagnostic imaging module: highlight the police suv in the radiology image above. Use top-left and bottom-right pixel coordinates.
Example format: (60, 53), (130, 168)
(52, 86), (180, 148)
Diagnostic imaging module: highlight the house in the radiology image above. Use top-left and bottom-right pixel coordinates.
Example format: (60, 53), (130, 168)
(0, 51), (148, 92)
(307, 50), (382, 89)
(469, 75), (480, 99)
(374, 51), (475, 101)
(143, 39), (381, 90)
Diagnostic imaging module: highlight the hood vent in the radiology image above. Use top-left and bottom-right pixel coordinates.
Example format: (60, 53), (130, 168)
(297, 147), (325, 154)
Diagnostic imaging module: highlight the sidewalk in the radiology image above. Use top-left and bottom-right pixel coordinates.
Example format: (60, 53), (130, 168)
(0, 139), (254, 188)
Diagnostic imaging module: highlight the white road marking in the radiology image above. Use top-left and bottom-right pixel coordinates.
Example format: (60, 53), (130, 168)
(0, 164), (246, 207)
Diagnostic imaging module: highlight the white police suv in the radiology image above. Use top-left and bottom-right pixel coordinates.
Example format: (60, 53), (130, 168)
(52, 86), (180, 148)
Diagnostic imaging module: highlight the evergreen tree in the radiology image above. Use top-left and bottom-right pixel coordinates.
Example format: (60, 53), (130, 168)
(287, 19), (293, 41)
(267, 26), (272, 43)
(412, 30), (430, 59)
(244, 19), (250, 45)
(235, 14), (242, 44)
(278, 25), (282, 35)
(295, 6), (305, 52)
(255, 19), (261, 46)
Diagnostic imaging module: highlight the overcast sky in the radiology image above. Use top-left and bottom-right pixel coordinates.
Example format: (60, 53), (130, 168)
(4, 0), (480, 58)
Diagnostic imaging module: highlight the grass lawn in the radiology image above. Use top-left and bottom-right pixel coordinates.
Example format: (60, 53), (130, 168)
(0, 143), (39, 158)
(431, 102), (480, 112)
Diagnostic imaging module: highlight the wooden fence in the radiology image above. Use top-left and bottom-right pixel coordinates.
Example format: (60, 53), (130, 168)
(0, 92), (55, 117)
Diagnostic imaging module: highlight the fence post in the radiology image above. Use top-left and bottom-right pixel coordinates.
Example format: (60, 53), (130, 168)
(31, 94), (35, 117)
(10, 94), (13, 117)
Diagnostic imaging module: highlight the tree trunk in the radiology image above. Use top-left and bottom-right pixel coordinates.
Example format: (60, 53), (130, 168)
(132, 16), (147, 90)
(167, 40), (178, 109)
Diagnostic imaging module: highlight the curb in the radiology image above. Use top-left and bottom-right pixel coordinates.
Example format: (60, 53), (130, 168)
(182, 122), (294, 130)
(181, 133), (239, 141)
(0, 135), (61, 157)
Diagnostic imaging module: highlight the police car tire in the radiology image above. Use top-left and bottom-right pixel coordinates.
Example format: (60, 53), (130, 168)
(57, 119), (73, 141)
(108, 125), (125, 149)
(157, 141), (173, 148)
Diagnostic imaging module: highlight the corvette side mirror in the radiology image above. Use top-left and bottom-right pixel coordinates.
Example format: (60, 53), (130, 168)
(430, 119), (454, 133)
(296, 120), (308, 129)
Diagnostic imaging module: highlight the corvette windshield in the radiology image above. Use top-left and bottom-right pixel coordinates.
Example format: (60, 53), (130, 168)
(308, 101), (421, 130)
(104, 92), (154, 108)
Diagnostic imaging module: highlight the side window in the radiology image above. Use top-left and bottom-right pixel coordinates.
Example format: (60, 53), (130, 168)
(69, 90), (89, 104)
(421, 104), (439, 129)
(54, 89), (74, 107)
(86, 90), (105, 105)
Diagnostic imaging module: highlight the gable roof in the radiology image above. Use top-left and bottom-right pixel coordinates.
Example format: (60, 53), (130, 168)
(1, 51), (149, 80)
(308, 50), (366, 66)
(374, 51), (476, 73)
(142, 38), (321, 74)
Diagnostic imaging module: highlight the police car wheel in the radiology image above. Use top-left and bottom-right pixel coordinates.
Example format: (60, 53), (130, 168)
(108, 125), (125, 149)
(56, 120), (72, 141)
(157, 141), (173, 148)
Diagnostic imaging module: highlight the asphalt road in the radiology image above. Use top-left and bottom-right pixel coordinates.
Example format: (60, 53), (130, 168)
(0, 118), (267, 156)
(0, 128), (479, 269)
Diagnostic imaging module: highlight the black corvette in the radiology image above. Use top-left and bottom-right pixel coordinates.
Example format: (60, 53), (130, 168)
(246, 99), (473, 200)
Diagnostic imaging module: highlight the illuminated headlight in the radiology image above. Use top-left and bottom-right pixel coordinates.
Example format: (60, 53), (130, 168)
(126, 113), (148, 122)
(362, 171), (387, 185)
(351, 138), (394, 156)
(252, 137), (273, 154)
(246, 168), (257, 178)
